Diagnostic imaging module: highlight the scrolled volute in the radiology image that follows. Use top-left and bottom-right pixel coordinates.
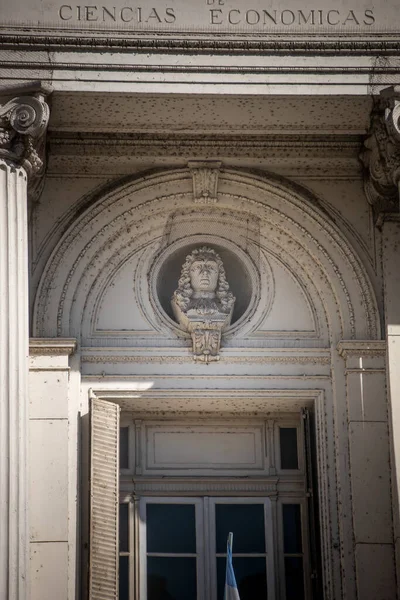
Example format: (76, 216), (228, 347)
(362, 87), (400, 220)
(0, 94), (50, 179)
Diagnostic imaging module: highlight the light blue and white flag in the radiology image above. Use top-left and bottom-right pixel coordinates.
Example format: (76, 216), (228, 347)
(224, 533), (241, 600)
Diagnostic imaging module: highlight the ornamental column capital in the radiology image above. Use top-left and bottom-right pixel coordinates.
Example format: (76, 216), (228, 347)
(0, 82), (52, 196)
(361, 86), (400, 221)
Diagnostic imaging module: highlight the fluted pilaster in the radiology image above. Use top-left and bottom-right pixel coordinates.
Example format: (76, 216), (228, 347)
(0, 85), (51, 600)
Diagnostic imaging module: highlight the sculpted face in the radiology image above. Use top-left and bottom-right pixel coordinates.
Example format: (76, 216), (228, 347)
(189, 258), (219, 293)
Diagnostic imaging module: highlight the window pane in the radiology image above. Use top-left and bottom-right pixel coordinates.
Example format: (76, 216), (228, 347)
(279, 428), (299, 470)
(284, 557), (305, 600)
(148, 557), (197, 600)
(119, 556), (129, 600)
(282, 504), (302, 554)
(147, 504), (196, 553)
(120, 427), (129, 469)
(215, 504), (265, 553)
(119, 503), (129, 552)
(217, 557), (267, 600)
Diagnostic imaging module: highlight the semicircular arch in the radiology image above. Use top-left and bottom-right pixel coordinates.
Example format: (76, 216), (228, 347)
(33, 167), (380, 345)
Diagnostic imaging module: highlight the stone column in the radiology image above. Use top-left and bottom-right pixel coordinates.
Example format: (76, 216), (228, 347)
(0, 86), (51, 600)
(363, 85), (400, 596)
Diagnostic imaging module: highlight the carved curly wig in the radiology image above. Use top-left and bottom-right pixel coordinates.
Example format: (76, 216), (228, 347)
(173, 246), (235, 314)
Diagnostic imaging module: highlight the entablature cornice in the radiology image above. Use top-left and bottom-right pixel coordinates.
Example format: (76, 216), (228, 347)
(2, 30), (400, 56)
(337, 340), (386, 370)
(48, 132), (363, 177)
(29, 337), (77, 356)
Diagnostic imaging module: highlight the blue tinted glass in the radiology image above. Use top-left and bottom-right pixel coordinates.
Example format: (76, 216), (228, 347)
(285, 557), (304, 600)
(120, 427), (129, 469)
(282, 504), (302, 554)
(119, 556), (129, 600)
(279, 428), (299, 470)
(147, 557), (196, 600)
(216, 504), (265, 553)
(217, 557), (267, 600)
(147, 504), (196, 553)
(119, 503), (129, 552)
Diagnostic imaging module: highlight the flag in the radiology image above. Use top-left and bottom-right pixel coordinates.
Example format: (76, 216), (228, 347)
(224, 533), (241, 600)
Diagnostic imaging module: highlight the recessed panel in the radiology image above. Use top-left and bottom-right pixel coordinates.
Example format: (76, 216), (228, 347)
(145, 423), (265, 474)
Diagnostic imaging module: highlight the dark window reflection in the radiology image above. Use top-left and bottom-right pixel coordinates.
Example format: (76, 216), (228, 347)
(147, 557), (197, 600)
(279, 428), (299, 470)
(120, 427), (129, 469)
(217, 557), (267, 600)
(215, 504), (265, 553)
(284, 557), (304, 600)
(147, 504), (196, 553)
(119, 503), (129, 552)
(119, 556), (129, 600)
(282, 504), (302, 554)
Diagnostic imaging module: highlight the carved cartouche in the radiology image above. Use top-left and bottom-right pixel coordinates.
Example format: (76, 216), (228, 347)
(171, 246), (235, 362)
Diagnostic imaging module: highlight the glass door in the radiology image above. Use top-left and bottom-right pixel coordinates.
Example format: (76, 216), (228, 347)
(139, 498), (205, 600)
(209, 498), (274, 600)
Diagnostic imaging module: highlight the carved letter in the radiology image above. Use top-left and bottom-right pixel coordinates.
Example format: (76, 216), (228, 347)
(298, 10), (315, 25)
(59, 5), (72, 20)
(165, 8), (176, 23)
(146, 8), (162, 22)
(228, 9), (240, 24)
(246, 10), (260, 24)
(327, 10), (340, 25)
(102, 6), (116, 21)
(210, 9), (223, 24)
(263, 10), (277, 24)
(343, 10), (360, 25)
(85, 6), (98, 21)
(281, 10), (295, 25)
(364, 9), (375, 25)
(120, 7), (133, 22)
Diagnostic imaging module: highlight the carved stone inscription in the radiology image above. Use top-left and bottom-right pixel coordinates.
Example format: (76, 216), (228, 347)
(57, 3), (375, 27)
(0, 0), (384, 32)
(171, 247), (235, 363)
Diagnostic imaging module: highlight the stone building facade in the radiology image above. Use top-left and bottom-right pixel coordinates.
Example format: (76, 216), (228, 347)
(1, 2), (400, 599)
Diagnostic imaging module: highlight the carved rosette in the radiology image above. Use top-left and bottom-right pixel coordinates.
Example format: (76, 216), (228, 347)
(188, 160), (222, 203)
(0, 92), (51, 195)
(361, 87), (400, 219)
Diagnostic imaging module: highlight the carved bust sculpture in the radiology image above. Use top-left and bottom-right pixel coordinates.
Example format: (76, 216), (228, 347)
(171, 246), (235, 362)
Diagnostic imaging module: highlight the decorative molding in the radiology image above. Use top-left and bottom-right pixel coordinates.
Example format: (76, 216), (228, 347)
(2, 31), (400, 55)
(188, 161), (221, 203)
(81, 353), (330, 365)
(130, 477), (280, 495)
(0, 83), (52, 198)
(29, 337), (77, 356)
(362, 86), (400, 220)
(48, 133), (362, 178)
(337, 340), (386, 359)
